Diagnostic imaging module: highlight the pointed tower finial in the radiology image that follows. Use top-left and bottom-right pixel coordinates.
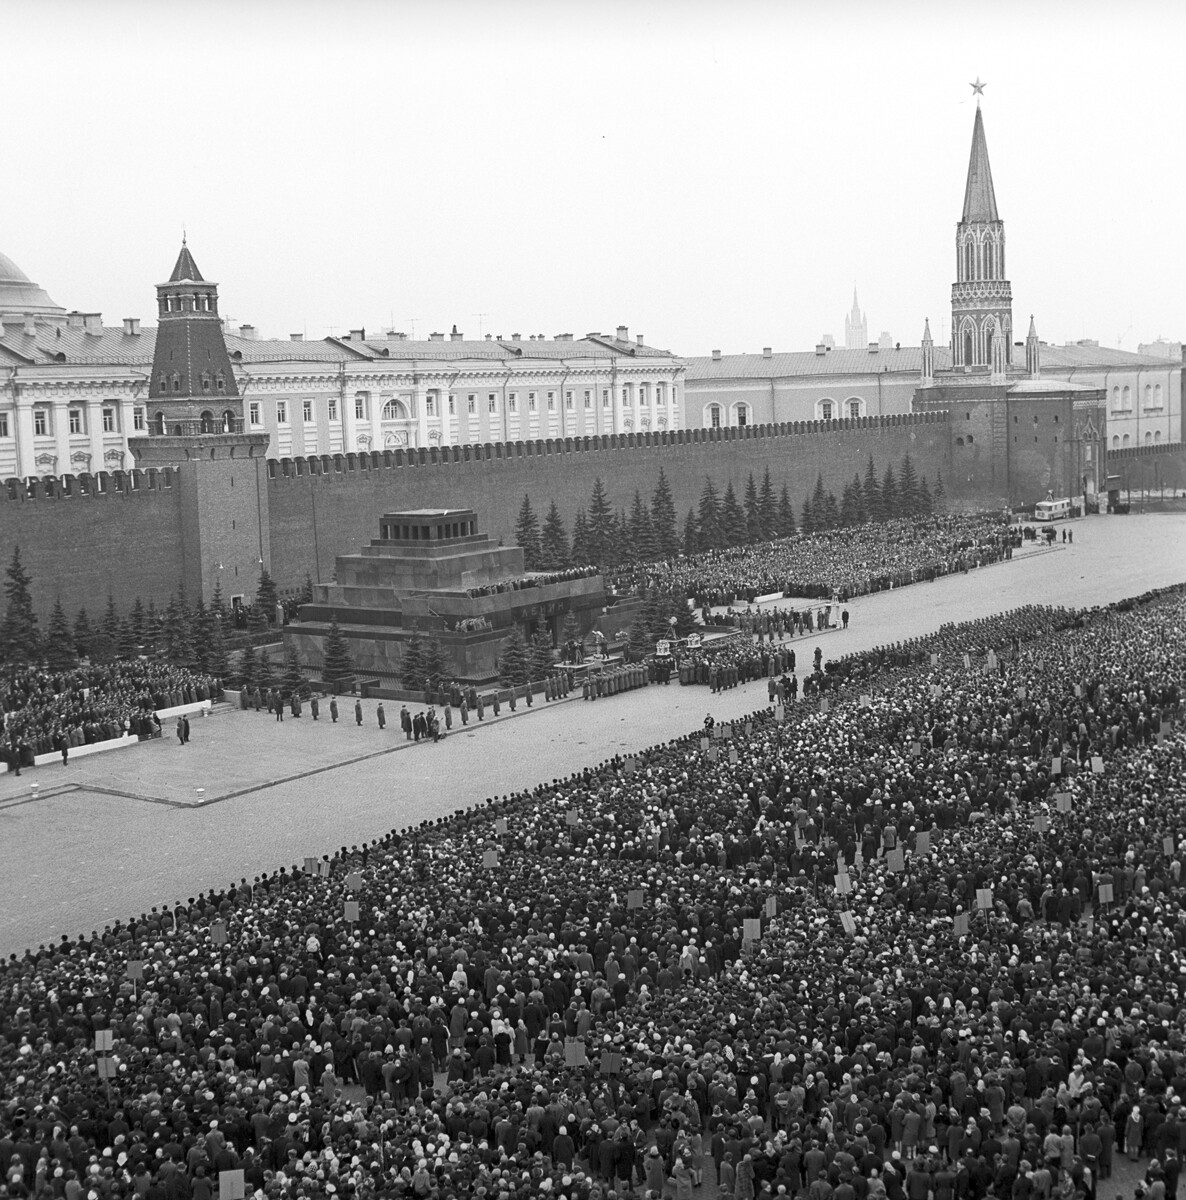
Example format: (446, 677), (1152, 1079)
(1026, 314), (1041, 378)
(970, 77), (986, 106)
(921, 318), (935, 386)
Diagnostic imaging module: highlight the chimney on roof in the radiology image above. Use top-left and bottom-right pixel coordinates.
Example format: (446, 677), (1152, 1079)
(23, 317), (36, 337)
(867, 342), (879, 353)
(67, 311), (84, 330)
(511, 333), (521, 342)
(485, 333), (493, 341)
(240, 324), (256, 339)
(349, 328), (366, 341)
(83, 313), (103, 333)
(450, 325), (464, 341)
(122, 318), (141, 336)
(636, 334), (644, 346)
(617, 325), (629, 342)
(429, 331), (445, 341)
(290, 333), (303, 341)
(815, 343), (826, 356)
(762, 346), (772, 359)
(386, 330), (407, 341)
(711, 349), (722, 362)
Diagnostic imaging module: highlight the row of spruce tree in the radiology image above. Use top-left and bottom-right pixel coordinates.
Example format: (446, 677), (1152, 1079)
(514, 454), (945, 570)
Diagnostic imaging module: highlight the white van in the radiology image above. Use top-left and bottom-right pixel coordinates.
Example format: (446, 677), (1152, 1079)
(1034, 497), (1072, 522)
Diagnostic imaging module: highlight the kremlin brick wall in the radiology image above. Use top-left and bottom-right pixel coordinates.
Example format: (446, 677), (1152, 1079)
(1, 413), (957, 616)
(266, 414), (951, 592)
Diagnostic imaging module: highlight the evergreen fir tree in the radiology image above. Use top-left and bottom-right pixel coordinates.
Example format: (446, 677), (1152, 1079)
(400, 633), (428, 690)
(514, 495), (543, 570)
(238, 643), (259, 691)
(839, 480), (859, 527)
(560, 610), (580, 647)
(800, 494), (815, 536)
(281, 643), (307, 697)
(811, 474), (829, 530)
(898, 453), (921, 517)
(191, 599), (212, 673)
(297, 572), (314, 606)
(696, 478), (723, 550)
(586, 478), (615, 567)
(256, 568), (279, 623)
(45, 599), (78, 672)
(144, 599), (164, 657)
(528, 631), (554, 680)
(256, 651), (277, 690)
(205, 613), (228, 679)
(247, 598), (269, 635)
(650, 468), (679, 558)
(0, 547), (40, 670)
(569, 510), (591, 566)
(665, 591), (698, 637)
(881, 462), (899, 521)
(629, 490), (657, 563)
(625, 617), (652, 663)
(852, 472), (868, 523)
(422, 638), (449, 692)
(918, 474), (933, 515)
(720, 481), (747, 547)
(932, 471), (947, 511)
(777, 484), (798, 538)
(117, 618), (139, 661)
(682, 508), (700, 557)
(539, 501), (570, 571)
(497, 628), (530, 686)
(823, 491), (840, 529)
(863, 455), (884, 522)
(129, 597), (147, 643)
(101, 594), (120, 650)
(758, 467), (777, 541)
(322, 620), (354, 689)
(74, 607), (93, 659)
(743, 473), (762, 543)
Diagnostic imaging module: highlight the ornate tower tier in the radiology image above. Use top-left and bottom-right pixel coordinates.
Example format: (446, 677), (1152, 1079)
(146, 241), (242, 432)
(951, 103), (1013, 369)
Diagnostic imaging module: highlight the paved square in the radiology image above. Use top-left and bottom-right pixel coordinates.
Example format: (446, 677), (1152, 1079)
(2, 512), (1183, 955)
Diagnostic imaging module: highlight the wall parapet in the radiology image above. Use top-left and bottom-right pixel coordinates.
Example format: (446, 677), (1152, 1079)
(2, 468), (178, 504)
(264, 411), (951, 481)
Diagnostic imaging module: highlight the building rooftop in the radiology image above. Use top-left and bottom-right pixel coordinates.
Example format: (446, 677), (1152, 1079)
(686, 340), (1175, 381)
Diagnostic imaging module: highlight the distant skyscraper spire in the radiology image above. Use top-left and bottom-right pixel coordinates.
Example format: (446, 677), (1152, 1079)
(844, 288), (867, 350)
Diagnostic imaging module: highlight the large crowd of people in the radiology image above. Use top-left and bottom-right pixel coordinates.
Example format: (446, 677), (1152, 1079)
(466, 567), (600, 598)
(1, 662), (223, 769)
(613, 515), (1019, 607)
(1, 582), (1184, 1200)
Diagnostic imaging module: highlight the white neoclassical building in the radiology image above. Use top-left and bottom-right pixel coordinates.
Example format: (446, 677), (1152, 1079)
(0, 246), (685, 480)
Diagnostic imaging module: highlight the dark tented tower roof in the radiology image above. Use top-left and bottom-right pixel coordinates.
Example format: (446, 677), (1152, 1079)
(961, 105), (1000, 223)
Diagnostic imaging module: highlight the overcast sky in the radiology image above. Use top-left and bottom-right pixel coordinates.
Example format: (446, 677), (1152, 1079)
(3, 0), (1181, 357)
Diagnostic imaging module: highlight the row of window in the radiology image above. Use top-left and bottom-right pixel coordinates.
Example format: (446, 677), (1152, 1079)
(1112, 431), (1165, 447)
(157, 371), (228, 395)
(703, 397), (866, 429)
(248, 386), (679, 428)
(1111, 384), (1164, 412)
(0, 407), (145, 438)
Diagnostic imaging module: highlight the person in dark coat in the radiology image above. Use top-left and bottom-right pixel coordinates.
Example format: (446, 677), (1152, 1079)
(354, 699), (363, 726)
(376, 703), (386, 730)
(310, 695), (319, 720)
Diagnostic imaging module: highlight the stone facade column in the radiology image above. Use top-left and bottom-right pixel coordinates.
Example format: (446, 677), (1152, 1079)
(118, 398), (137, 469)
(15, 402), (36, 477)
(87, 396), (105, 477)
(52, 398), (70, 477)
(413, 382), (430, 449)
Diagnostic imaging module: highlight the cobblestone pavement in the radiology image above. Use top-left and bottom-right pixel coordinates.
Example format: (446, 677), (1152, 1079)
(1, 512), (1182, 955)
